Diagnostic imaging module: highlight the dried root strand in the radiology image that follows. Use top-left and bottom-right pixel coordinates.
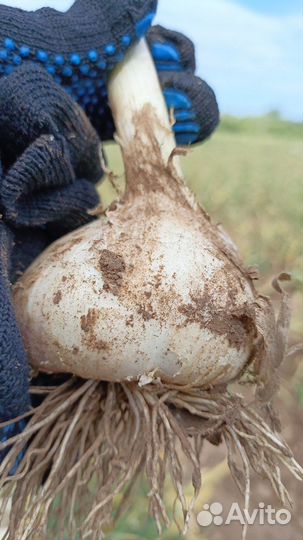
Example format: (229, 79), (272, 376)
(0, 378), (302, 540)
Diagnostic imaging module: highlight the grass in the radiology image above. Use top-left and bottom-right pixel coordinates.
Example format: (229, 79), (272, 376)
(99, 114), (303, 539)
(219, 112), (302, 139)
(183, 128), (302, 279)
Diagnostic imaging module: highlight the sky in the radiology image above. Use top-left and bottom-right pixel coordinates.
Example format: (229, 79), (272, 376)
(156, 0), (302, 120)
(232, 0), (302, 16)
(2, 0), (302, 120)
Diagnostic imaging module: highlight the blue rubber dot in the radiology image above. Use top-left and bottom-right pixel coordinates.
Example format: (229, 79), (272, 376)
(4, 65), (14, 75)
(173, 122), (200, 134)
(174, 110), (197, 122)
(151, 43), (181, 63)
(4, 37), (15, 50)
(97, 60), (106, 70)
(88, 50), (98, 62)
(0, 49), (8, 61)
(77, 87), (85, 97)
(155, 61), (182, 72)
(37, 50), (48, 62)
(70, 53), (81, 66)
(91, 96), (98, 105)
(121, 35), (131, 47)
(135, 12), (156, 38)
(13, 55), (22, 65)
(54, 75), (62, 84)
(54, 54), (65, 66)
(47, 64), (56, 75)
(104, 44), (116, 56)
(115, 53), (125, 63)
(163, 89), (192, 110)
(89, 69), (98, 78)
(62, 65), (73, 77)
(65, 86), (72, 94)
(80, 64), (90, 75)
(19, 45), (30, 57)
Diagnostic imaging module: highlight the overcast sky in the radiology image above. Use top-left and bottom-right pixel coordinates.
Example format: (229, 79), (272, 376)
(2, 0), (302, 120)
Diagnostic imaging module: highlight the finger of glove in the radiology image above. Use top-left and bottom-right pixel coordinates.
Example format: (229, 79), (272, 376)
(0, 134), (100, 229)
(148, 24), (196, 73)
(158, 71), (219, 145)
(0, 63), (103, 183)
(0, 222), (30, 422)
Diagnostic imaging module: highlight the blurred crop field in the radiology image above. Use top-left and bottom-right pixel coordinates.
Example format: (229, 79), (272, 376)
(100, 114), (303, 540)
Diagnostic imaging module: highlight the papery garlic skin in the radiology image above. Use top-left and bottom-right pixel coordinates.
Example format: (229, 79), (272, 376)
(14, 183), (257, 385)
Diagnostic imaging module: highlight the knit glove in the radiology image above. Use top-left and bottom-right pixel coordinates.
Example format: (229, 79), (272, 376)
(0, 68), (102, 463)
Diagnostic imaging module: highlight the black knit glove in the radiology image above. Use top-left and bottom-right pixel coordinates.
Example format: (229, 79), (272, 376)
(0, 222), (30, 421)
(0, 65), (102, 464)
(0, 63), (102, 233)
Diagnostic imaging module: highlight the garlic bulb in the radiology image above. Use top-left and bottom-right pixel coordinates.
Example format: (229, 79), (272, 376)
(13, 41), (262, 386)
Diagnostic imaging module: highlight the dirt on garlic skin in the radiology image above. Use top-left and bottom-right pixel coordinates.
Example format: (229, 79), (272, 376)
(80, 308), (109, 351)
(13, 106), (268, 386)
(52, 290), (62, 305)
(98, 249), (126, 295)
(178, 291), (256, 352)
(80, 307), (99, 333)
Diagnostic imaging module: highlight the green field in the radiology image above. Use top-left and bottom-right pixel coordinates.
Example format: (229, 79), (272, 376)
(99, 115), (303, 539)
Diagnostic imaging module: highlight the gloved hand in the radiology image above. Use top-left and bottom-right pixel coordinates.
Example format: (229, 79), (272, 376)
(0, 0), (219, 144)
(0, 0), (219, 458)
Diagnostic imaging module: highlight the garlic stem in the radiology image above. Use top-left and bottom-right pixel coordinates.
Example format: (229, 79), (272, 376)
(108, 39), (182, 174)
